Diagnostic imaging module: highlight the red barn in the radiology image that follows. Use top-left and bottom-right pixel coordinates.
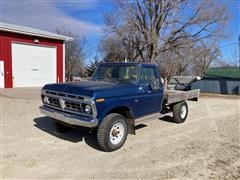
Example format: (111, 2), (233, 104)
(0, 22), (73, 88)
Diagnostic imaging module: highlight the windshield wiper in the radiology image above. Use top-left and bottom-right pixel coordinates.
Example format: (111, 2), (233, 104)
(91, 77), (117, 83)
(91, 77), (105, 81)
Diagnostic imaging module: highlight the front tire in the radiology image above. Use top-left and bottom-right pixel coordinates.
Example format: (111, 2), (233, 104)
(97, 113), (128, 152)
(172, 101), (188, 123)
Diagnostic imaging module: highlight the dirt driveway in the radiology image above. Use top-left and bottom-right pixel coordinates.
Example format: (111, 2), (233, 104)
(1, 89), (240, 179)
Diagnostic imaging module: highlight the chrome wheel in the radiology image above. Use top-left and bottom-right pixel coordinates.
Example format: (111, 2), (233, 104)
(180, 105), (187, 119)
(109, 122), (124, 145)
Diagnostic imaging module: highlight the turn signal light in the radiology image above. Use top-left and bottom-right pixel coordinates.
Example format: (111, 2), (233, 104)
(95, 98), (105, 103)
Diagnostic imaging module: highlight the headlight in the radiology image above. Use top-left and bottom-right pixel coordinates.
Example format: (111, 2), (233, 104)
(41, 89), (46, 94)
(84, 104), (92, 114)
(43, 96), (49, 104)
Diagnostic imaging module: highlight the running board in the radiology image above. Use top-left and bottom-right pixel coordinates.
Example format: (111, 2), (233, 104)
(134, 112), (172, 126)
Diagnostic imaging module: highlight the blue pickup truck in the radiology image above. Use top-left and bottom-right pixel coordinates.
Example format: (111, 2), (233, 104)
(40, 62), (199, 151)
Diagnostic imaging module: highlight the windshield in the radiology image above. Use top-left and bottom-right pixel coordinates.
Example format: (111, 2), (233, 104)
(91, 64), (140, 84)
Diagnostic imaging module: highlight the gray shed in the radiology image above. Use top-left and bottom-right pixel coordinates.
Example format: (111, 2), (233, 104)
(191, 67), (240, 95)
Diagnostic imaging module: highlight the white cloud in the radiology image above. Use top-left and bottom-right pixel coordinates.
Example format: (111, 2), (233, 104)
(53, 0), (98, 11)
(0, 0), (102, 35)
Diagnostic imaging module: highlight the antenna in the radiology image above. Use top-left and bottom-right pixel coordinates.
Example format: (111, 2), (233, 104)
(238, 34), (240, 68)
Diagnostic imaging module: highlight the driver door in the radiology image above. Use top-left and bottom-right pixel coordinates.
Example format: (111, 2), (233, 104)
(135, 67), (164, 117)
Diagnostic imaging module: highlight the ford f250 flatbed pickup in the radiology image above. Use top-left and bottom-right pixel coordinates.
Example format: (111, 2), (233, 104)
(39, 62), (199, 151)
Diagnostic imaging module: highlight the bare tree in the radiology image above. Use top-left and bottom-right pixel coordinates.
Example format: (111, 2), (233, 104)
(55, 28), (86, 81)
(157, 51), (178, 83)
(132, 0), (183, 62)
(214, 46), (239, 67)
(101, 0), (229, 78)
(158, 40), (220, 81)
(191, 44), (219, 77)
(99, 36), (127, 62)
(100, 11), (146, 62)
(85, 55), (101, 77)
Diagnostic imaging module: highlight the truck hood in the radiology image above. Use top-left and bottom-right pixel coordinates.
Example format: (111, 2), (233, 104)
(43, 80), (138, 98)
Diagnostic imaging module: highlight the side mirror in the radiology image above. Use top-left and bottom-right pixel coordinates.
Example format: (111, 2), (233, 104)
(143, 83), (152, 93)
(146, 83), (153, 90)
(150, 79), (160, 90)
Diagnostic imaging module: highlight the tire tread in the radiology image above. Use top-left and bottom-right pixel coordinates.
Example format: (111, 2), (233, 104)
(172, 101), (188, 123)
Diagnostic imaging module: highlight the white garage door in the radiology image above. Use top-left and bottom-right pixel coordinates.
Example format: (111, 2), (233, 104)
(12, 43), (56, 87)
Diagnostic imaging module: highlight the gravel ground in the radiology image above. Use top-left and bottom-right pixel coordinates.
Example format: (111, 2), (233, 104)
(1, 89), (240, 179)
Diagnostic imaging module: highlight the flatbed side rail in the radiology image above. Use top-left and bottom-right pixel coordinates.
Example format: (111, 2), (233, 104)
(164, 89), (200, 104)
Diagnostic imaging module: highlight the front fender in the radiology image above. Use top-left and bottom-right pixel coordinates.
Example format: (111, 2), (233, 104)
(95, 97), (135, 123)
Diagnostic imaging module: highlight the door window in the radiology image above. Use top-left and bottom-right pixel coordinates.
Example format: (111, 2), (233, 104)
(140, 67), (160, 90)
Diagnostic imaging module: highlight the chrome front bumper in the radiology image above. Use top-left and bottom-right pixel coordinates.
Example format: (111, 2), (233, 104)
(39, 106), (98, 128)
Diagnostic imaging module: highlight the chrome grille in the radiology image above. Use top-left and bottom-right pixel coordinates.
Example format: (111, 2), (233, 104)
(41, 90), (92, 116)
(48, 97), (60, 107)
(65, 101), (83, 112)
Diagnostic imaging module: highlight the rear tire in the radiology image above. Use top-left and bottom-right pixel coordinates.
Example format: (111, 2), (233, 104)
(172, 101), (188, 123)
(97, 113), (128, 152)
(54, 120), (74, 133)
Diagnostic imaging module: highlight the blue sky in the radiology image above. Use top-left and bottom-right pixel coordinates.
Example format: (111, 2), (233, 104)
(218, 0), (240, 64)
(1, 0), (239, 65)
